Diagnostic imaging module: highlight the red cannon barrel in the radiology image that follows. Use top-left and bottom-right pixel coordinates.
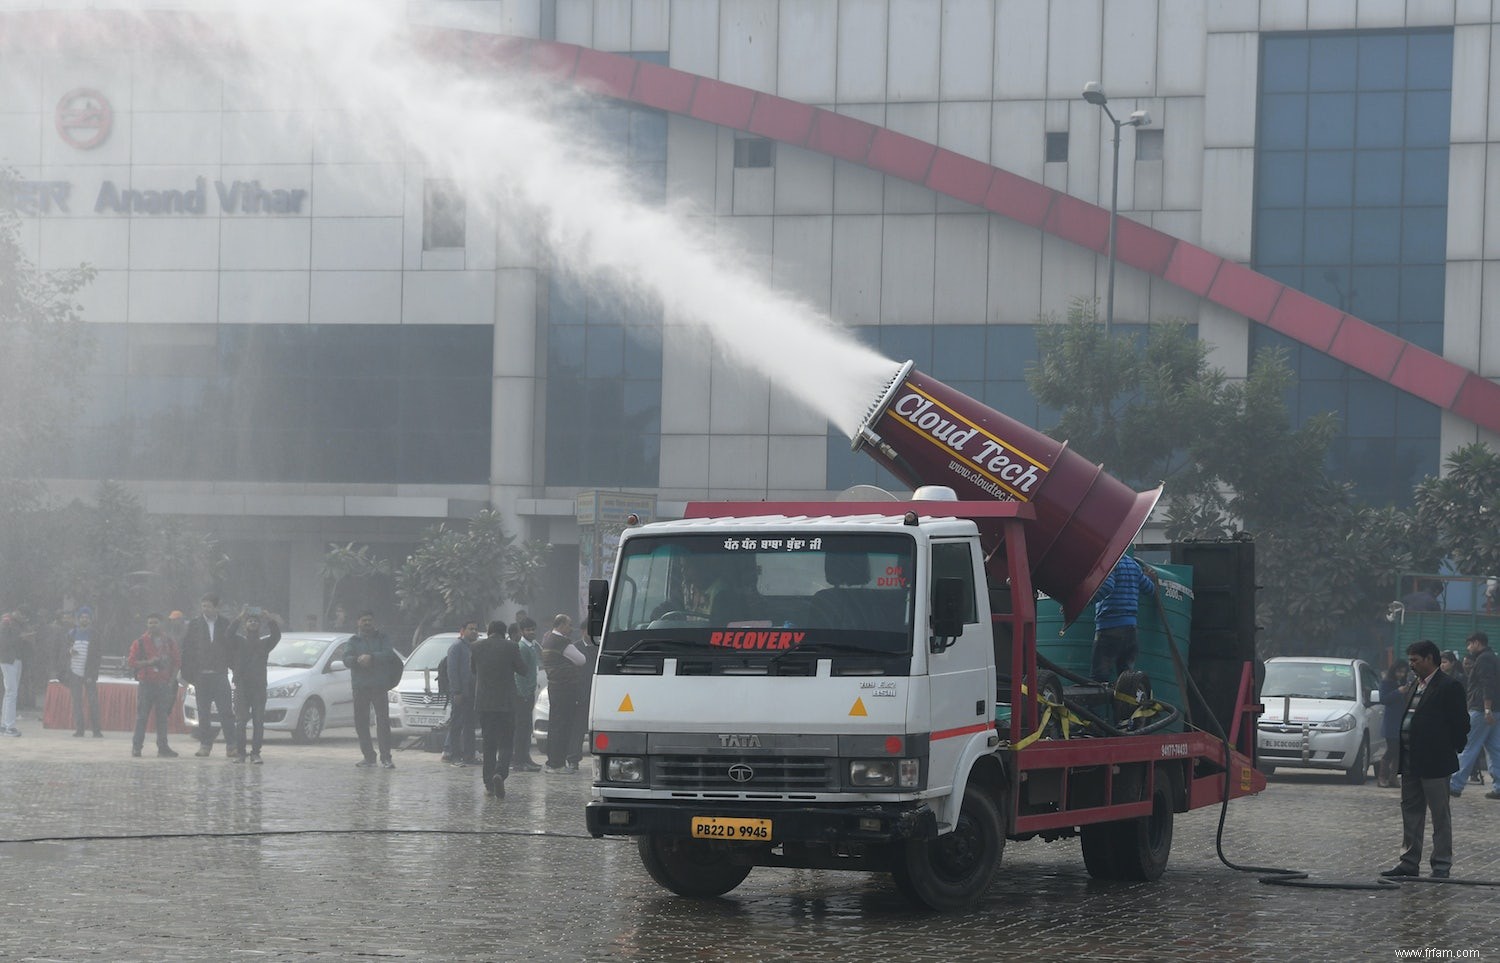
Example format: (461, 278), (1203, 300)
(852, 361), (1160, 622)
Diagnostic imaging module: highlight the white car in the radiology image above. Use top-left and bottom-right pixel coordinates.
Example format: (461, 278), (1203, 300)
(182, 632), (381, 743)
(389, 632), (456, 733)
(1257, 656), (1386, 783)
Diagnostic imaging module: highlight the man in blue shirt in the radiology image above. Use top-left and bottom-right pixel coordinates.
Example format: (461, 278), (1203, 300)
(443, 620), (480, 766)
(1089, 553), (1157, 683)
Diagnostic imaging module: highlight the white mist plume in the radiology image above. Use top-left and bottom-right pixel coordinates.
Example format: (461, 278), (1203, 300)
(178, 0), (900, 437)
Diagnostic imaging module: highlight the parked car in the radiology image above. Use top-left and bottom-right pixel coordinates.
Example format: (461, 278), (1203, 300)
(389, 632), (456, 734)
(1257, 656), (1386, 783)
(182, 632), (379, 743)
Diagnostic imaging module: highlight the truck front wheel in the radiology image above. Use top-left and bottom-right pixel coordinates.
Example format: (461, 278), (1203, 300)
(637, 835), (752, 898)
(890, 784), (1004, 911)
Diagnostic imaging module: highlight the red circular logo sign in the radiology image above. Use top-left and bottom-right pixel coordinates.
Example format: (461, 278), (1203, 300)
(55, 88), (113, 150)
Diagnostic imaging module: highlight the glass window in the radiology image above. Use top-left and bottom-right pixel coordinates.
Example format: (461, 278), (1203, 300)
(1258, 152), (1306, 208)
(1356, 91), (1405, 148)
(1358, 34), (1407, 91)
(1401, 207), (1447, 264)
(1406, 32), (1454, 90)
(1399, 265), (1446, 318)
(422, 180), (466, 250)
(878, 327), (933, 371)
(1354, 150), (1403, 205)
(1260, 94), (1308, 150)
(1263, 37), (1310, 93)
(1045, 131), (1069, 163)
(1352, 208), (1401, 263)
(1134, 128), (1163, 162)
(1402, 148), (1448, 205)
(1303, 210), (1352, 264)
(1308, 93), (1356, 149)
(1347, 380), (1396, 436)
(930, 541), (978, 625)
(734, 136), (775, 168)
(584, 326), (625, 378)
(1255, 209), (1304, 265)
(1309, 35), (1357, 91)
(1405, 91), (1452, 147)
(1349, 266), (1400, 325)
(932, 326), (986, 381)
(1306, 151), (1354, 206)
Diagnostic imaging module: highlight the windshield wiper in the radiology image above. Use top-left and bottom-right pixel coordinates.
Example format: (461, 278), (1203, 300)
(613, 637), (699, 663)
(767, 639), (881, 672)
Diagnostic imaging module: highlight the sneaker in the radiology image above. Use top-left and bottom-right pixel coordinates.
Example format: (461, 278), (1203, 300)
(195, 745), (212, 758)
(92, 731), (103, 738)
(1449, 789), (1462, 798)
(563, 763), (580, 774)
(380, 758), (396, 770)
(356, 758), (379, 768)
(1471, 772), (1484, 785)
(3, 727), (19, 737)
(72, 730), (85, 737)
(131, 747), (142, 757)
(440, 754), (455, 763)
(249, 753), (262, 765)
(460, 756), (481, 766)
(492, 778), (506, 799)
(230, 753), (245, 764)
(158, 747), (179, 758)
(511, 762), (542, 773)
(451, 759), (470, 768)
(1486, 789), (1500, 800)
(544, 765), (569, 775)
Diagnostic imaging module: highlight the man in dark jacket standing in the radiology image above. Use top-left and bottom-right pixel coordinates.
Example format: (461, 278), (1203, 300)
(342, 611), (397, 769)
(442, 620), (479, 766)
(472, 620), (527, 798)
(228, 608), (281, 765)
(1382, 639), (1470, 879)
(540, 614), (589, 774)
(181, 594), (239, 758)
(66, 606), (104, 737)
(1450, 631), (1500, 798)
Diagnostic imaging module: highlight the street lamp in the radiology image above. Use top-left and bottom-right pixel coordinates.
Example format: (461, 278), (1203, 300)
(1082, 82), (1150, 337)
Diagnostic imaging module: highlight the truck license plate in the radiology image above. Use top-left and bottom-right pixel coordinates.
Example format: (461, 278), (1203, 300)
(691, 817), (771, 841)
(1262, 737), (1302, 750)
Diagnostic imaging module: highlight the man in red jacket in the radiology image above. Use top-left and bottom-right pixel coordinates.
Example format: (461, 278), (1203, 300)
(128, 614), (181, 758)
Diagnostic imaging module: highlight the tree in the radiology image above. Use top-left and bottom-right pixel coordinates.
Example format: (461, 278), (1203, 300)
(1412, 443), (1500, 577)
(1026, 307), (1423, 655)
(320, 542), (394, 627)
(390, 510), (551, 646)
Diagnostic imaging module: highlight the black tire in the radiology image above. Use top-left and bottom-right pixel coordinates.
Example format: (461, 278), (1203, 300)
(290, 698), (325, 744)
(1082, 772), (1173, 881)
(637, 835), (752, 898)
(1344, 735), (1369, 785)
(890, 783), (1005, 911)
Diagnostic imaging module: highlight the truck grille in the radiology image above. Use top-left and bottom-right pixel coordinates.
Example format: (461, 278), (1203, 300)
(652, 755), (835, 792)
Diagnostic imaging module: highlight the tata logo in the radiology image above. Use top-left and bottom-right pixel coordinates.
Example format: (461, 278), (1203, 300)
(727, 764), (754, 783)
(718, 734), (762, 749)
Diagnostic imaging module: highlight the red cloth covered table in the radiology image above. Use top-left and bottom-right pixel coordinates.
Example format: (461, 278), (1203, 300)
(43, 678), (192, 734)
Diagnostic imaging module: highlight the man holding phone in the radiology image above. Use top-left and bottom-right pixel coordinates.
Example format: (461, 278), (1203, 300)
(228, 606), (281, 764)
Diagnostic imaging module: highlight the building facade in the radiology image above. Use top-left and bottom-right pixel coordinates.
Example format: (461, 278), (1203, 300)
(3, 0), (1498, 626)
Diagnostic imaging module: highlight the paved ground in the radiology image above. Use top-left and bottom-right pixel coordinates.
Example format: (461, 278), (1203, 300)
(0, 713), (1498, 962)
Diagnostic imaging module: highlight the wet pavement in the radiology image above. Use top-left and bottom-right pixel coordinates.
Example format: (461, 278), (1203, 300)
(1, 716), (1498, 962)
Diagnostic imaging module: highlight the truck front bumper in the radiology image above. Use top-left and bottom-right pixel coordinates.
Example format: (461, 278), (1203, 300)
(586, 798), (939, 843)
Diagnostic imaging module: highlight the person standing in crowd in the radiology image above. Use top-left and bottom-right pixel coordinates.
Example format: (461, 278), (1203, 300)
(127, 613), (180, 758)
(66, 606), (104, 737)
(228, 607), (281, 765)
(1450, 632), (1500, 799)
(343, 611), (397, 769)
(1089, 553), (1157, 683)
(1441, 650), (1465, 691)
(1401, 580), (1443, 613)
(1377, 661), (1413, 788)
(1382, 639), (1469, 879)
(181, 594), (239, 759)
(540, 614), (588, 775)
(442, 620), (480, 767)
(472, 619), (527, 798)
(0, 610), (30, 737)
(510, 618), (542, 773)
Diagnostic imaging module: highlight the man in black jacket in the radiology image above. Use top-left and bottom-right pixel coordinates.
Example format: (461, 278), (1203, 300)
(180, 594), (240, 759)
(471, 620), (527, 798)
(1382, 639), (1471, 879)
(228, 608), (281, 764)
(1450, 631), (1500, 798)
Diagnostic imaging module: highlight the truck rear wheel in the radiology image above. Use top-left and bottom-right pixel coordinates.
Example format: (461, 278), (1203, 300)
(1080, 774), (1174, 881)
(637, 835), (752, 898)
(890, 784), (1004, 911)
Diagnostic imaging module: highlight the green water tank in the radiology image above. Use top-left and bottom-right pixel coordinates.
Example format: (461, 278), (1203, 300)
(1035, 559), (1193, 732)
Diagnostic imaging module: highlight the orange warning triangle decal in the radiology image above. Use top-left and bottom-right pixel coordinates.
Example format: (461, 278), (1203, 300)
(618, 694), (634, 712)
(849, 697), (867, 717)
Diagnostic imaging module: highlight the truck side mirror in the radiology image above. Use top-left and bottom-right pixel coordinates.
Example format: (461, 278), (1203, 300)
(931, 577), (965, 652)
(587, 579), (609, 639)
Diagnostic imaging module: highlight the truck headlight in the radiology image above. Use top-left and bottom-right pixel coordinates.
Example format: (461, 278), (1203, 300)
(1319, 714), (1356, 732)
(266, 682), (301, 700)
(605, 757), (645, 783)
(850, 759), (920, 788)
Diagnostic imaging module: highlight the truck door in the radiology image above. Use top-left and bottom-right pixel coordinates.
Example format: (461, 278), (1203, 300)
(926, 539), (991, 797)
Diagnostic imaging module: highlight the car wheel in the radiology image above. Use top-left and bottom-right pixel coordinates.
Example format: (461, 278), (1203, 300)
(1343, 734), (1369, 785)
(637, 835), (753, 898)
(291, 698), (325, 744)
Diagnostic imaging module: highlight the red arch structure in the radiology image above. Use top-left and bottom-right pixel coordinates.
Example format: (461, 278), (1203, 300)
(5, 13), (1497, 437)
(423, 30), (1500, 439)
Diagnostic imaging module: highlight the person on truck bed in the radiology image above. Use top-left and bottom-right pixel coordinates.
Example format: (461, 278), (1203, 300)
(1089, 553), (1157, 684)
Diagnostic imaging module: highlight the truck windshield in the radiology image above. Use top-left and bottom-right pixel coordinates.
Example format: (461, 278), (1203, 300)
(604, 532), (916, 656)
